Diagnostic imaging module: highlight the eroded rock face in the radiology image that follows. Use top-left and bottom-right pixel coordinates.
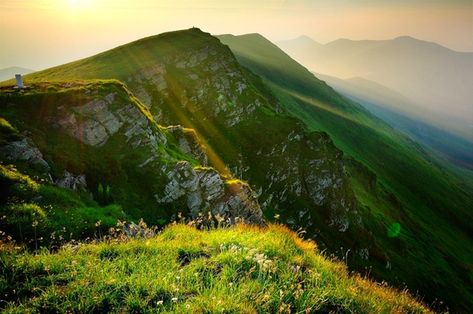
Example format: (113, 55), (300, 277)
(166, 125), (208, 165)
(43, 85), (264, 226)
(213, 182), (263, 225)
(127, 44), (269, 128)
(237, 129), (358, 233)
(156, 161), (263, 225)
(55, 92), (168, 150)
(0, 138), (50, 172)
(53, 91), (173, 173)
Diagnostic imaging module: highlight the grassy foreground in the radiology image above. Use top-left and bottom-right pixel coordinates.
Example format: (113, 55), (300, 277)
(1, 224), (430, 313)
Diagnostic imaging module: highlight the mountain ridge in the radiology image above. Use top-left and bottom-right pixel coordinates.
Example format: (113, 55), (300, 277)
(276, 33), (473, 141)
(314, 71), (473, 170)
(280, 34), (472, 53)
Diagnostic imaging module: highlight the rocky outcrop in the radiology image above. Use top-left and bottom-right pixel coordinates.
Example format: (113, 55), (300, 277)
(56, 94), (121, 146)
(0, 138), (50, 172)
(54, 92), (167, 151)
(166, 126), (208, 165)
(156, 161), (263, 225)
(55, 170), (87, 192)
(1, 82), (264, 227)
(250, 129), (357, 233)
(127, 44), (265, 128)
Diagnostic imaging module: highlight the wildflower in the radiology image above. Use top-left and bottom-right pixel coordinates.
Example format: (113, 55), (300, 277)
(156, 300), (164, 305)
(172, 297), (178, 303)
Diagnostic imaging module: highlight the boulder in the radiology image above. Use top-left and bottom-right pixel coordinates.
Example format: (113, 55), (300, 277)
(0, 138), (50, 172)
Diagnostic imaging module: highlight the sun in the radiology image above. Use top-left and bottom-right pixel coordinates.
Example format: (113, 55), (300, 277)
(68, 0), (93, 10)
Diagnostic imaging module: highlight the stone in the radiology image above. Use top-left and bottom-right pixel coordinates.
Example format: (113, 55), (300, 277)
(0, 138), (50, 171)
(56, 170), (87, 191)
(156, 161), (263, 225)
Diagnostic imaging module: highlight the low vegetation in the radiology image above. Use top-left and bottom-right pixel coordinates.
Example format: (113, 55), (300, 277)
(0, 224), (431, 313)
(0, 164), (125, 248)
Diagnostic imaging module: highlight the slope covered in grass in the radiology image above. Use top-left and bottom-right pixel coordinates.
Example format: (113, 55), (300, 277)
(0, 163), (125, 248)
(0, 224), (431, 313)
(218, 33), (473, 312)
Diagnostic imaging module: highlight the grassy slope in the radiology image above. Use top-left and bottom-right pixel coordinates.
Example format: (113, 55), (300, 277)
(16, 30), (216, 82)
(217, 33), (473, 311)
(0, 162), (125, 248)
(0, 224), (431, 313)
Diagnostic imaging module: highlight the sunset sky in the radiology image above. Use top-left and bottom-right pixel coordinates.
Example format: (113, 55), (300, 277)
(1, 0), (472, 70)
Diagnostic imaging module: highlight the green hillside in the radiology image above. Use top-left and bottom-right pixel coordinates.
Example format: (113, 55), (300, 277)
(315, 72), (473, 170)
(218, 33), (473, 312)
(22, 28), (366, 259)
(0, 224), (431, 313)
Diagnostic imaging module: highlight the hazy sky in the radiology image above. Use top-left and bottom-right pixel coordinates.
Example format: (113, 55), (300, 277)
(1, 0), (472, 70)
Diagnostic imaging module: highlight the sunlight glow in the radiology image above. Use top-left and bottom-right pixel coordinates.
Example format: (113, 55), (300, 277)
(68, 0), (94, 10)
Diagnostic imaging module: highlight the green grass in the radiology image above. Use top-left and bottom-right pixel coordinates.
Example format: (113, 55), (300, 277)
(0, 164), (126, 247)
(0, 224), (431, 313)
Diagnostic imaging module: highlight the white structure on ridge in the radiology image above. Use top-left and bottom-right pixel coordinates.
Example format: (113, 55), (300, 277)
(15, 74), (24, 89)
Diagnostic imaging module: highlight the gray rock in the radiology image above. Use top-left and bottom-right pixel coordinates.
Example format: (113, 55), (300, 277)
(167, 125), (209, 165)
(0, 138), (50, 171)
(156, 161), (263, 225)
(55, 170), (87, 191)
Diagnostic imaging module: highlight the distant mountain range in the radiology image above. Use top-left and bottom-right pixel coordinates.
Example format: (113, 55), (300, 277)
(315, 72), (473, 170)
(0, 66), (35, 81)
(277, 36), (473, 140)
